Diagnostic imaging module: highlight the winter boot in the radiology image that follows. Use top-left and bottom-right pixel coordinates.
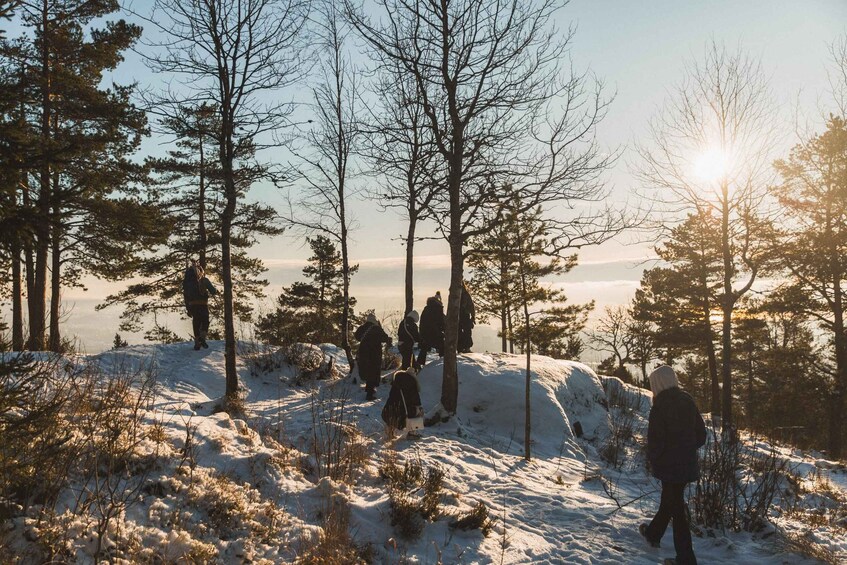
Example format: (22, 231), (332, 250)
(639, 523), (660, 548)
(365, 389), (376, 401)
(193, 336), (201, 351)
(200, 331), (209, 349)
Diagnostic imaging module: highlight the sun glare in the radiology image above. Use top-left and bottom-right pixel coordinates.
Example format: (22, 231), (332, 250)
(693, 147), (731, 184)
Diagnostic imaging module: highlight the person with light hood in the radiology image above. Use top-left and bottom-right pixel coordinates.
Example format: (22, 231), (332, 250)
(639, 365), (706, 565)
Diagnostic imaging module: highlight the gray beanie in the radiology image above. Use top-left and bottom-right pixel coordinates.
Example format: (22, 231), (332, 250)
(649, 365), (679, 395)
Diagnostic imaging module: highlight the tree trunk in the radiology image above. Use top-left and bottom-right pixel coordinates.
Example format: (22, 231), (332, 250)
(500, 304), (508, 353)
(220, 109), (238, 399)
(404, 212), (417, 315)
(517, 235), (532, 462)
(30, 0), (51, 351)
(500, 258), (508, 353)
(507, 306), (515, 354)
(22, 183), (35, 347)
(48, 180), (61, 353)
(198, 133), (207, 268)
(703, 300), (720, 421)
(720, 183), (734, 429)
(746, 349), (754, 433)
(11, 239), (24, 351)
(829, 250), (845, 458)
(441, 130), (464, 415)
(340, 228), (354, 370)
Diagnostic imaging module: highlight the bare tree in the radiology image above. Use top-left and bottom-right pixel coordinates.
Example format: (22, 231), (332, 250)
(361, 60), (438, 315)
(283, 0), (358, 368)
(590, 305), (633, 381)
(143, 0), (309, 400)
(638, 42), (778, 428)
(830, 34), (847, 117)
(346, 0), (618, 419)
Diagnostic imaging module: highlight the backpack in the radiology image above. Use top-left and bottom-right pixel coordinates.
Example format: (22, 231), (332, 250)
(182, 267), (202, 302)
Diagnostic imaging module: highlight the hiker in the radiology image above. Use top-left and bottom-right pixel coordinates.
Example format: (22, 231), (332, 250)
(458, 282), (475, 353)
(381, 368), (423, 433)
(417, 292), (445, 367)
(182, 261), (218, 350)
(397, 310), (420, 370)
(355, 313), (392, 400)
(639, 365), (706, 565)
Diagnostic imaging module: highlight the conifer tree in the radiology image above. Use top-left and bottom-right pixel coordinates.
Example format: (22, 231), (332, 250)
(255, 235), (358, 346)
(633, 211), (723, 413)
(0, 0), (164, 351)
(771, 115), (847, 457)
(97, 103), (281, 338)
(466, 218), (520, 353)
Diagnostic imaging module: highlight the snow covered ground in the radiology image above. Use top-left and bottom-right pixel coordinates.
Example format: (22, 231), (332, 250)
(4, 341), (846, 564)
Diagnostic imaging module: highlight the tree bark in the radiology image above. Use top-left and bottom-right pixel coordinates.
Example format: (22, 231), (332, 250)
(48, 176), (61, 353)
(441, 123), (465, 414)
(340, 223), (354, 370)
(404, 212), (416, 315)
(11, 238), (23, 351)
(220, 106), (238, 399)
(198, 130), (207, 268)
(720, 183), (734, 429)
(517, 234), (532, 462)
(30, 0), (51, 351)
(829, 232), (845, 459)
(703, 293), (720, 420)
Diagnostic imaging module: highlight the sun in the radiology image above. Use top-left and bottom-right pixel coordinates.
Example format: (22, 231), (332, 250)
(692, 147), (731, 184)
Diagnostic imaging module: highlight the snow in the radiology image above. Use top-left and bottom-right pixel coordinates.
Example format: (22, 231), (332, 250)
(4, 341), (845, 564)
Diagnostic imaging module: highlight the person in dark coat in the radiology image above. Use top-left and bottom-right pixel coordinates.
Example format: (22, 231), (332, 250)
(381, 369), (423, 432)
(458, 282), (475, 353)
(397, 310), (420, 370)
(640, 365), (707, 565)
(182, 261), (218, 350)
(355, 313), (392, 400)
(417, 293), (445, 367)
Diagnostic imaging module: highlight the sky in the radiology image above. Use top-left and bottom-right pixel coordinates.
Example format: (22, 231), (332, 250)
(15, 0), (847, 353)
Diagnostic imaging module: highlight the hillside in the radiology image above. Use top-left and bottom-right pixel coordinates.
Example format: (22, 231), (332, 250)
(2, 342), (845, 564)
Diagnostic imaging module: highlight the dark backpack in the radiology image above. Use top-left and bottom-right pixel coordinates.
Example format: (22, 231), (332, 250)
(182, 267), (202, 302)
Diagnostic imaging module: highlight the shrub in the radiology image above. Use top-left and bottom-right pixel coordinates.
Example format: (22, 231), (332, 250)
(309, 387), (368, 483)
(381, 456), (445, 540)
(450, 501), (495, 536)
(600, 379), (645, 469)
(693, 427), (795, 533)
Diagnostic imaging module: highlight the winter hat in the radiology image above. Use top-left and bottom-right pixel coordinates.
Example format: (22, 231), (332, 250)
(366, 313), (378, 325)
(405, 366), (418, 378)
(435, 291), (442, 302)
(407, 310), (420, 323)
(649, 365), (679, 395)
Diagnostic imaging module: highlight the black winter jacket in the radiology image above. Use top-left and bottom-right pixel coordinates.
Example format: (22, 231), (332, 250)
(419, 297), (445, 346)
(356, 322), (391, 372)
(460, 287), (475, 325)
(381, 371), (422, 429)
(647, 387), (707, 484)
(397, 316), (420, 346)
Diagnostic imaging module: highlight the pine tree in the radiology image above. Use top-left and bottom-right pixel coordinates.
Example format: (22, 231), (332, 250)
(466, 218), (520, 353)
(255, 236), (358, 346)
(771, 115), (847, 457)
(1, 0), (164, 351)
(632, 211), (723, 413)
(97, 103), (281, 338)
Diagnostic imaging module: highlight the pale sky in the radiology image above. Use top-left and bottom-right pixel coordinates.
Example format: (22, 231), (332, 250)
(30, 0), (847, 352)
